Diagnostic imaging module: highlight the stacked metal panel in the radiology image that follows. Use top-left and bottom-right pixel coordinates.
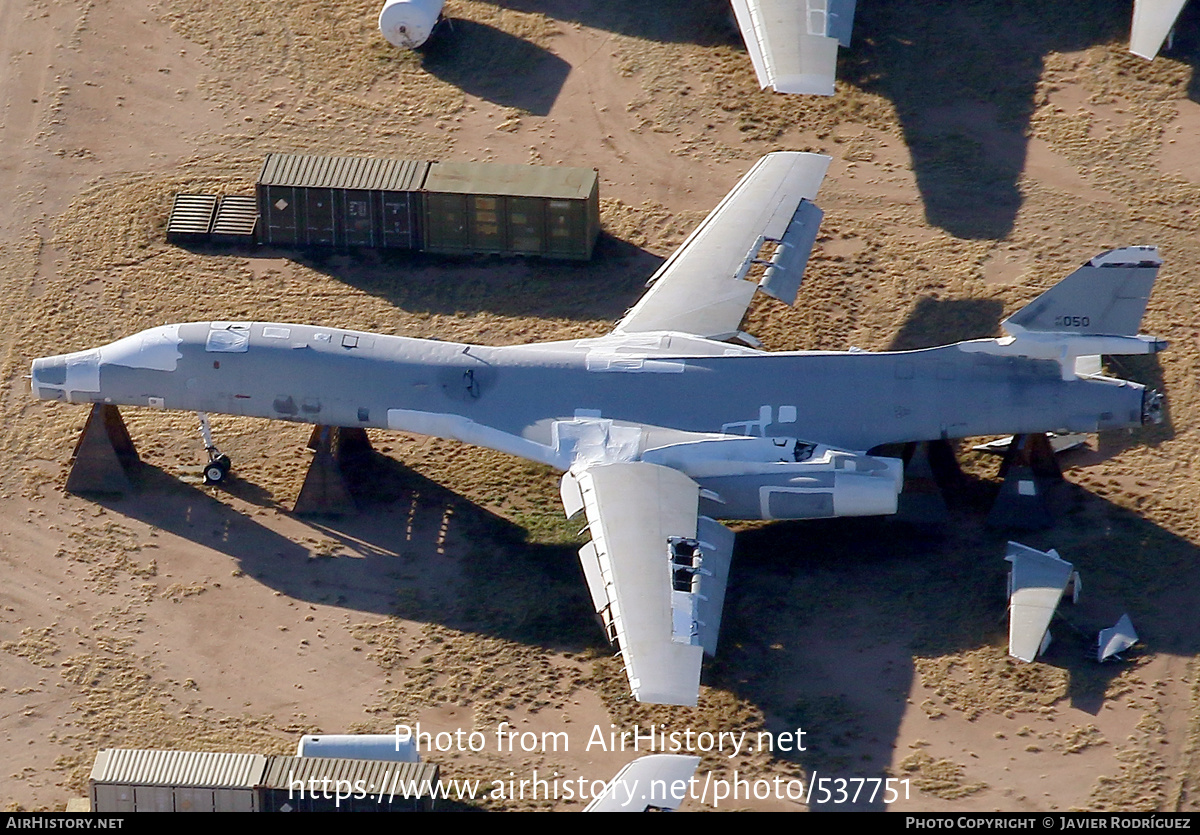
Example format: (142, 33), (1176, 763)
(165, 194), (219, 244)
(211, 195), (259, 243)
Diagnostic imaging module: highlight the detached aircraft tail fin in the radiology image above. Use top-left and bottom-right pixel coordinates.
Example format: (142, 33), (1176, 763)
(1002, 246), (1162, 338)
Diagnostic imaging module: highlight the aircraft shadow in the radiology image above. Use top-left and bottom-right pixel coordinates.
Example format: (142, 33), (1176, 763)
(714, 472), (1200, 809)
(480, 0), (738, 46)
(886, 297), (1006, 352)
(420, 18), (570, 116)
(840, 1), (1123, 241)
(1177, 2), (1200, 102)
(90, 457), (600, 652)
(85, 441), (1200, 809)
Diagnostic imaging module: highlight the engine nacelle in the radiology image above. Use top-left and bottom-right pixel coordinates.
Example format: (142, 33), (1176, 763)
(378, 0), (444, 49)
(641, 436), (903, 521)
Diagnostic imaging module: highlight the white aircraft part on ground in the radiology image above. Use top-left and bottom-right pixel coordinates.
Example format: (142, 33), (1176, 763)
(1006, 542), (1077, 663)
(1131, 0), (1190, 58)
(730, 0), (856, 95)
(1098, 614), (1139, 661)
(584, 755), (701, 811)
(379, 0), (444, 49)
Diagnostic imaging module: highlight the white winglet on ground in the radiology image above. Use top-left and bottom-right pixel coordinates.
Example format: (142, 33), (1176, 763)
(1006, 542), (1079, 663)
(1098, 614), (1139, 662)
(1130, 0), (1190, 58)
(731, 0), (857, 95)
(584, 755), (701, 811)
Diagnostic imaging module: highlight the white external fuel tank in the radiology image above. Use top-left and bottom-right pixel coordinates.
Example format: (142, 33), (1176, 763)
(378, 0), (444, 49)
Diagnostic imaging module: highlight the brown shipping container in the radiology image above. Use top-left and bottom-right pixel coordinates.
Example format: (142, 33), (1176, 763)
(422, 160), (600, 260)
(256, 154), (428, 249)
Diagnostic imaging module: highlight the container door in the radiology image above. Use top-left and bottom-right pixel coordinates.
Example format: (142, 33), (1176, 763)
(134, 786), (175, 812)
(507, 197), (545, 254)
(260, 186), (299, 246)
(545, 199), (583, 257)
(93, 784), (135, 813)
(303, 188), (336, 246)
(340, 189), (374, 247)
(175, 788), (215, 812)
(425, 193), (469, 252)
(468, 196), (504, 253)
(380, 193), (417, 249)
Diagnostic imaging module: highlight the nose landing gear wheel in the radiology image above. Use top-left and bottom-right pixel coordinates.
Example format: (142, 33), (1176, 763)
(204, 453), (232, 485)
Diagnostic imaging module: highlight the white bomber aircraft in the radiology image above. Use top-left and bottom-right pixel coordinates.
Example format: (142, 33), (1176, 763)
(377, 1), (856, 96)
(32, 152), (1168, 706)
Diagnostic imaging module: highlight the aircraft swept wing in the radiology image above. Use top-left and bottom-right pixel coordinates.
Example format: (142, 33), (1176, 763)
(730, 0), (857, 95)
(30, 154), (1169, 709)
(615, 152), (828, 341)
(1130, 0), (1190, 59)
(561, 463), (734, 706)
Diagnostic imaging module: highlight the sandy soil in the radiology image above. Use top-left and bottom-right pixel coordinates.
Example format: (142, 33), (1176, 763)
(2, 0), (1200, 813)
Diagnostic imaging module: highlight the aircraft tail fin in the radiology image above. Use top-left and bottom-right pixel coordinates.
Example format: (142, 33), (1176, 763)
(1002, 246), (1162, 338)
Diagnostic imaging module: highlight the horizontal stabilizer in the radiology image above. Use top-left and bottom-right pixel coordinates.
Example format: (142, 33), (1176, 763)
(1003, 247), (1161, 338)
(1006, 542), (1075, 663)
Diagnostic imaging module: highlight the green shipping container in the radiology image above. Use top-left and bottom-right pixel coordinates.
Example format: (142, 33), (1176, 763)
(422, 161), (599, 260)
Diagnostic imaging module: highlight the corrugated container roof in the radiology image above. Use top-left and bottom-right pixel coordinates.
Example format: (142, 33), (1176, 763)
(90, 749), (268, 788)
(260, 757), (438, 794)
(257, 153), (430, 192)
(424, 161), (597, 199)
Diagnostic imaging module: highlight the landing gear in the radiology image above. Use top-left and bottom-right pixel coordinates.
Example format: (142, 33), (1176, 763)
(197, 412), (232, 485)
(204, 451), (232, 485)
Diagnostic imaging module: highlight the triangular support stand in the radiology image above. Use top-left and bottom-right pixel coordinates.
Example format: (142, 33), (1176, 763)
(987, 433), (1061, 529)
(292, 426), (374, 516)
(65, 404), (140, 495)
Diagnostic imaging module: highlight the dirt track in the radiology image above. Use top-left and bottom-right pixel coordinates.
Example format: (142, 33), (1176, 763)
(1, 0), (1199, 812)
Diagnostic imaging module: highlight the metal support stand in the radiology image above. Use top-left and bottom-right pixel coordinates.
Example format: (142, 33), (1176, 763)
(66, 404), (140, 495)
(293, 426), (373, 516)
(987, 433), (1059, 529)
(896, 441), (949, 523)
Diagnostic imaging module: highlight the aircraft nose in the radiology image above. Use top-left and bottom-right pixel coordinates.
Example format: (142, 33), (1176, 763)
(31, 354), (69, 400)
(30, 348), (101, 402)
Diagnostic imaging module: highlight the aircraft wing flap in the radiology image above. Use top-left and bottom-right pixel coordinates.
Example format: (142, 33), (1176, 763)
(758, 199), (823, 305)
(572, 462), (733, 706)
(613, 152), (830, 341)
(1006, 542), (1075, 663)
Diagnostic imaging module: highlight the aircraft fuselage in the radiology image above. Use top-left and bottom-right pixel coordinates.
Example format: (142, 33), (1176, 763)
(32, 321), (1149, 503)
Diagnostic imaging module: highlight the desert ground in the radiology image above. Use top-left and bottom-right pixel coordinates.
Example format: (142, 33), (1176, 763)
(2, 0), (1200, 813)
